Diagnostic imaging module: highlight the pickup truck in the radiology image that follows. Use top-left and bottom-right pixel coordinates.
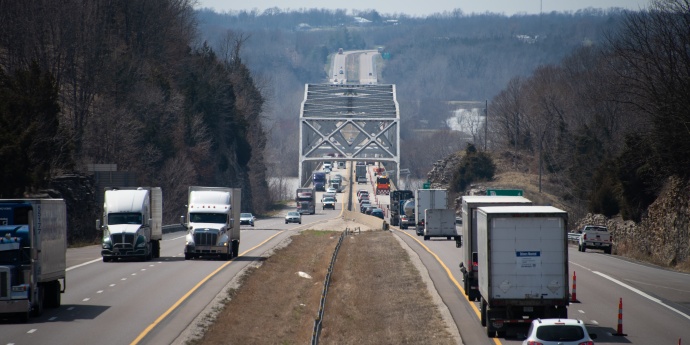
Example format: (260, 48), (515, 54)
(578, 225), (612, 254)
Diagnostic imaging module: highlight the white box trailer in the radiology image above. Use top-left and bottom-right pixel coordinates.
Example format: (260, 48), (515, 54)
(0, 199), (66, 321)
(414, 189), (448, 236)
(477, 206), (569, 338)
(459, 195), (532, 302)
(423, 208), (459, 241)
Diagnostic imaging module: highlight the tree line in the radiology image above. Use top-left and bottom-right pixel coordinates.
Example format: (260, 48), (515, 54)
(0, 1), (271, 237)
(488, 0), (690, 222)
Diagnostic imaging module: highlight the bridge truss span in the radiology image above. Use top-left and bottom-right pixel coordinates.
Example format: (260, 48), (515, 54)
(299, 83), (400, 187)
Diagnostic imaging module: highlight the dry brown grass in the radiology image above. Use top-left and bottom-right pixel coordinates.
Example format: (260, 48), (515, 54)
(194, 230), (455, 345)
(196, 230), (336, 345)
(320, 231), (455, 345)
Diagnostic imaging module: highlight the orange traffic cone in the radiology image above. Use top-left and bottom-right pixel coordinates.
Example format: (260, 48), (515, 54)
(613, 297), (627, 336)
(571, 271), (578, 303)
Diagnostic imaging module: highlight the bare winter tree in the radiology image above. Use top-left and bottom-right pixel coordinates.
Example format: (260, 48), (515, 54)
(607, 0), (690, 177)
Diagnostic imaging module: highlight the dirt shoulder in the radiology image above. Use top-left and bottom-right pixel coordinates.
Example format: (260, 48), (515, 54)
(178, 217), (460, 345)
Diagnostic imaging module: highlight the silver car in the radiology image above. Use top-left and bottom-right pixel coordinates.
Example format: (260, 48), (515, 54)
(285, 211), (301, 224)
(240, 213), (255, 227)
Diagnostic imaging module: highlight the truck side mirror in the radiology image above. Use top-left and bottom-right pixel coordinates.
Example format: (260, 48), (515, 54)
(180, 215), (186, 226)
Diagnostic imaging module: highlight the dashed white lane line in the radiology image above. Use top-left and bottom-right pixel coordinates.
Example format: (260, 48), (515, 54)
(109, 284), (115, 287)
(97, 290), (103, 294)
(591, 320), (599, 325)
(578, 309), (585, 314)
(121, 278), (127, 281)
(26, 329), (36, 334)
(82, 298), (90, 302)
(66, 258), (102, 271)
(131, 273), (137, 276)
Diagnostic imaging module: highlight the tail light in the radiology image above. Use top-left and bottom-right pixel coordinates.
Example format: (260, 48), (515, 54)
(583, 234), (587, 240)
(578, 342), (594, 345)
(525, 342), (543, 345)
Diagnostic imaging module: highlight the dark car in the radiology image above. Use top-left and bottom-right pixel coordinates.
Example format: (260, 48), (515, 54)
(365, 206), (376, 215)
(370, 208), (384, 219)
(360, 202), (372, 213)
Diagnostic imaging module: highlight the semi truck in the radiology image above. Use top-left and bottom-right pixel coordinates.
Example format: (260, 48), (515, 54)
(313, 172), (327, 191)
(401, 199), (415, 229)
(0, 199), (66, 321)
(423, 208), (459, 242)
(356, 165), (367, 184)
(99, 187), (163, 262)
(476, 206), (569, 338)
(414, 189), (448, 236)
(375, 175), (390, 195)
(389, 190), (413, 226)
(296, 188), (316, 214)
(182, 187), (241, 260)
(458, 195), (532, 302)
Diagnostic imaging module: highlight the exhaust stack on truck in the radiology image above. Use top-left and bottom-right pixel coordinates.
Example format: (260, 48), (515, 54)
(182, 187), (241, 260)
(99, 187), (163, 262)
(0, 199), (66, 322)
(476, 206), (569, 338)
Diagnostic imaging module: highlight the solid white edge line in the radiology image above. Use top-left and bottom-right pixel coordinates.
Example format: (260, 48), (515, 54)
(66, 258), (102, 271)
(592, 270), (690, 321)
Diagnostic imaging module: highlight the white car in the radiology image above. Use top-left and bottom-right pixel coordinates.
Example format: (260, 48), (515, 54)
(522, 319), (596, 345)
(240, 213), (255, 227)
(326, 187), (337, 194)
(285, 211), (301, 224)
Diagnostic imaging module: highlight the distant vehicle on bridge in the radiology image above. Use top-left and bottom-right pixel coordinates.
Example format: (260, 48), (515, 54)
(313, 172), (327, 191)
(338, 48), (343, 54)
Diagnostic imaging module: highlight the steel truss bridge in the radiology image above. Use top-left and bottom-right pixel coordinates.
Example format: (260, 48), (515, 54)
(298, 83), (400, 187)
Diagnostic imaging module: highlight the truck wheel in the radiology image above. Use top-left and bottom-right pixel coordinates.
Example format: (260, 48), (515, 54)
(497, 331), (506, 338)
(32, 287), (44, 317)
(423, 236), (429, 241)
(480, 299), (487, 326)
(447, 236), (451, 240)
(103, 256), (112, 262)
(44, 281), (61, 308)
(184, 253), (191, 260)
(152, 240), (161, 258)
(581, 244), (586, 252)
(17, 311), (30, 323)
(605, 246), (612, 254)
(232, 241), (240, 258)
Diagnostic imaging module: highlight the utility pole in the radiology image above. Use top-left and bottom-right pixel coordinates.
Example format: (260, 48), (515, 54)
(484, 100), (488, 151)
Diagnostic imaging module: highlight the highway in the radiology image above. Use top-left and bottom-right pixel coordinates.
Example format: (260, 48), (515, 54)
(0, 199), (344, 344)
(3, 51), (689, 345)
(354, 162), (690, 344)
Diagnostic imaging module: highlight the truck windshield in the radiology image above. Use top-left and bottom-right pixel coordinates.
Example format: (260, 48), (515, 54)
(189, 213), (227, 223)
(108, 213), (143, 225)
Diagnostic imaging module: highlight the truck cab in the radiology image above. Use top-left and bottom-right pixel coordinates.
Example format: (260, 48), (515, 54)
(182, 187), (241, 260)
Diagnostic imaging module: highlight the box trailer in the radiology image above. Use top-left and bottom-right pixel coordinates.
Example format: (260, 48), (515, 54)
(477, 206), (569, 338)
(458, 196), (532, 302)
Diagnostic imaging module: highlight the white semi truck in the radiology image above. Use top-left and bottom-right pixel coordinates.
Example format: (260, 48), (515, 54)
(99, 187), (163, 262)
(458, 195), (532, 302)
(414, 189), (448, 236)
(423, 208), (460, 242)
(182, 187), (241, 260)
(0, 199), (66, 322)
(477, 206), (569, 338)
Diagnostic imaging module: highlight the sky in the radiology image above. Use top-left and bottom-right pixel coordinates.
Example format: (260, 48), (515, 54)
(195, 0), (653, 17)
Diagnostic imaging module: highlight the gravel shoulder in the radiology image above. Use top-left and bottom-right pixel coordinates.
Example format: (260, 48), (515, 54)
(177, 216), (461, 344)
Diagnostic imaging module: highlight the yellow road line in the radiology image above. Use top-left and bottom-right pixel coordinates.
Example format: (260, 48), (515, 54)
(130, 231), (285, 345)
(395, 229), (502, 345)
